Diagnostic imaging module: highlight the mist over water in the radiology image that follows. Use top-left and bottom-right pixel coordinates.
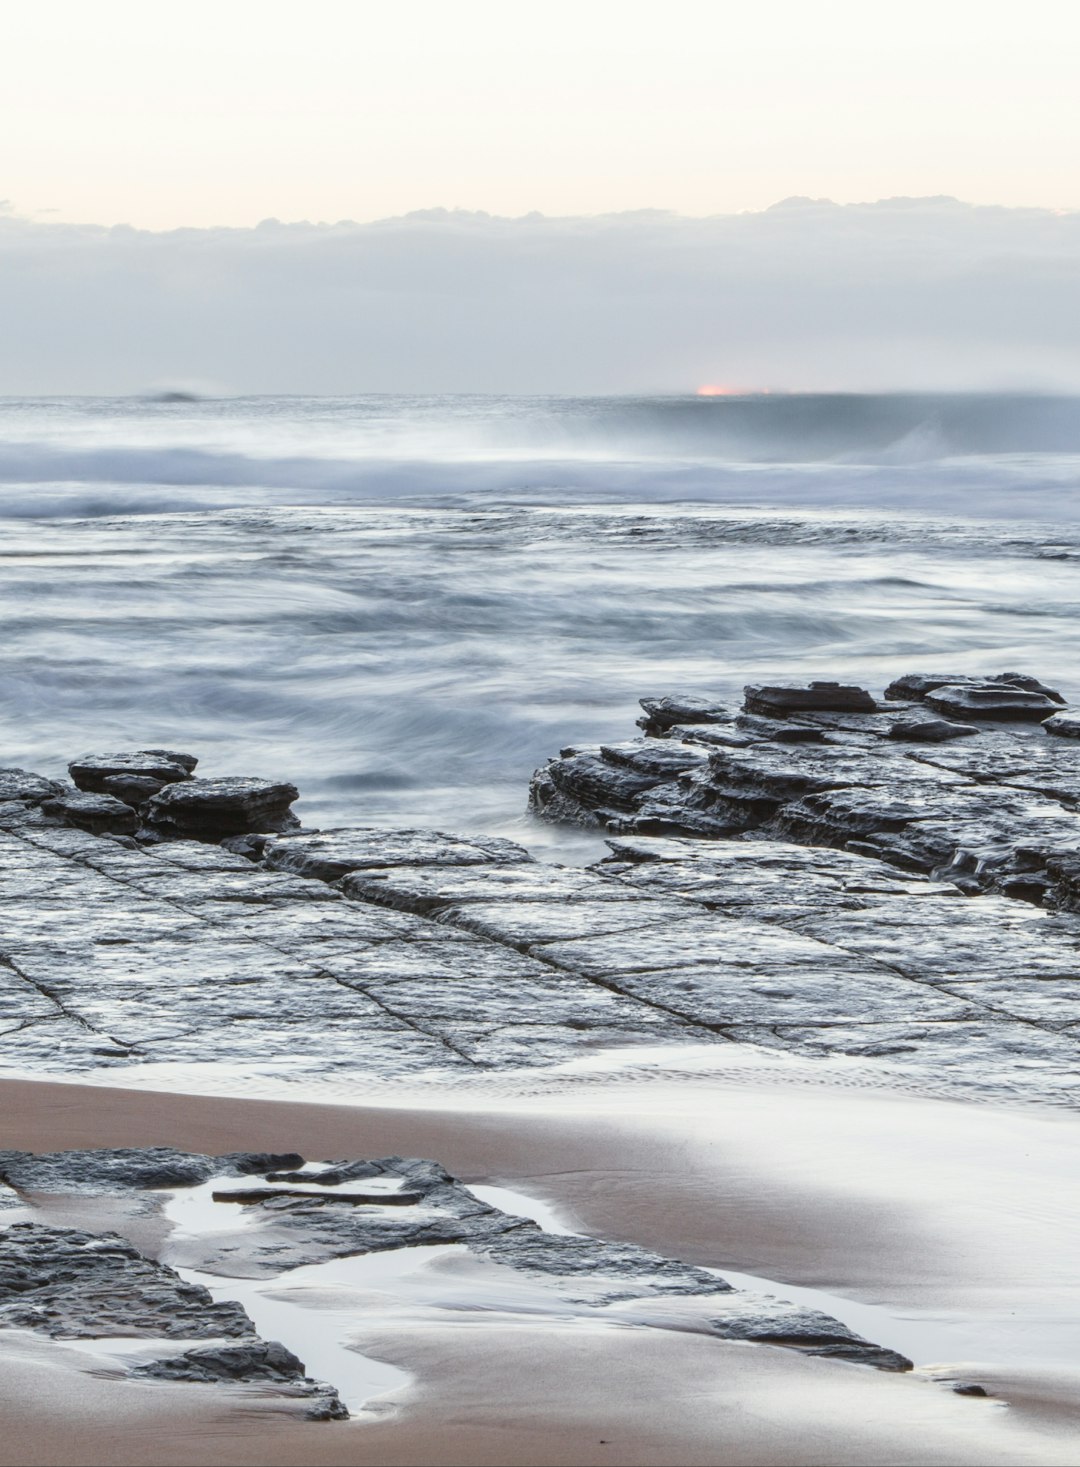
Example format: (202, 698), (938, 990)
(1, 394), (1078, 855)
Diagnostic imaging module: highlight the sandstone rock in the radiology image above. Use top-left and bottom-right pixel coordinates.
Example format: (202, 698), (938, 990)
(69, 751), (196, 794)
(41, 789), (139, 836)
(743, 682), (877, 717)
(887, 718), (978, 743)
(0, 1147), (304, 1194)
(923, 684), (1062, 722)
(145, 777), (300, 841)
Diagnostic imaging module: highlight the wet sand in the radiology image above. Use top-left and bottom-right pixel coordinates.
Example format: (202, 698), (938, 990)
(1, 1071), (1078, 1466)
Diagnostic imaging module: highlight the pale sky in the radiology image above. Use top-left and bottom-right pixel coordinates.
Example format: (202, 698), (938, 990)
(5, 0), (1080, 228)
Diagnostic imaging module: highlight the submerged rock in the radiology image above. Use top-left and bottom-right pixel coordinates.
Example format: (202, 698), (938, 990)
(0, 1146), (912, 1380)
(145, 777), (300, 841)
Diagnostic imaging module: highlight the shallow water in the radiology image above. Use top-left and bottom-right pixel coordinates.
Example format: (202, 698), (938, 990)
(2, 394), (1079, 855)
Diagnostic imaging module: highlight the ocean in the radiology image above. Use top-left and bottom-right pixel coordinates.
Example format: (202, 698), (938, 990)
(1, 392), (1078, 853)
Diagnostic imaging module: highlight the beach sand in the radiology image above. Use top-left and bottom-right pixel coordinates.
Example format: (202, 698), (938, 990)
(1, 1070), (1078, 1465)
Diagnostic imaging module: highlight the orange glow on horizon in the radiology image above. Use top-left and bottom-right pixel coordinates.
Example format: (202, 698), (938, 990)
(696, 384), (774, 397)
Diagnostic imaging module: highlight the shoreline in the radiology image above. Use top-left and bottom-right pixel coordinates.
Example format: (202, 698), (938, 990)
(2, 1069), (1078, 1465)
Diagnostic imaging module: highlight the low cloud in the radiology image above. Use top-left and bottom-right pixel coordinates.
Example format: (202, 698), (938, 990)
(1, 198), (1078, 393)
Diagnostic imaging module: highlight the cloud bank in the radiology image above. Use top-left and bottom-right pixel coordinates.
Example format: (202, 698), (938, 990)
(2, 198), (1079, 394)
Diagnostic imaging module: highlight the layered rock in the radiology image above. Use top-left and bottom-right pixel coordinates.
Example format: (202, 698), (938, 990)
(0, 1146), (911, 1376)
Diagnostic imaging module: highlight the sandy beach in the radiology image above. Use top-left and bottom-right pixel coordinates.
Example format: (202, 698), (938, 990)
(2, 1068), (1077, 1466)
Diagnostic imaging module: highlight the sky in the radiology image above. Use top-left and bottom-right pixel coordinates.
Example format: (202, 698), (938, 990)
(5, 0), (1080, 228)
(3, 1), (1079, 394)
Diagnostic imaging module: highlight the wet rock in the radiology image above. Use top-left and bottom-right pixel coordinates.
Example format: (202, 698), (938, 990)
(0, 1223), (251, 1339)
(2, 1146), (909, 1378)
(1044, 713), (1080, 739)
(885, 672), (1064, 704)
(951, 1382), (989, 1397)
(101, 773), (169, 805)
(736, 714), (827, 744)
(69, 751), (196, 794)
(265, 828), (531, 882)
(0, 1148), (304, 1195)
(887, 718), (978, 743)
(637, 695), (730, 735)
(0, 769), (65, 805)
(41, 789), (139, 837)
(145, 777), (300, 842)
(743, 682), (877, 717)
(706, 1295), (911, 1371)
(923, 683), (1062, 722)
(132, 1341), (349, 1420)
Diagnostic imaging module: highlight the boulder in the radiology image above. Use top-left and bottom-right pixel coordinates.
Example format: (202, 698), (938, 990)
(923, 684), (1061, 722)
(40, 789), (138, 837)
(69, 750), (196, 794)
(144, 777), (300, 841)
(743, 682), (877, 717)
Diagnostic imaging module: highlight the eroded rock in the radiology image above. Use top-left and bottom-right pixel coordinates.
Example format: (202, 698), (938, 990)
(743, 682), (878, 717)
(69, 751), (196, 794)
(145, 777), (300, 841)
(41, 790), (139, 836)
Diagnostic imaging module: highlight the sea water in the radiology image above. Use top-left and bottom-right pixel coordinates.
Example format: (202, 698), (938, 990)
(1, 392), (1077, 856)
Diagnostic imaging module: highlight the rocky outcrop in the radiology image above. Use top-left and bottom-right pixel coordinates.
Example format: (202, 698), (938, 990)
(144, 777), (300, 841)
(743, 682), (878, 717)
(0, 1221), (346, 1419)
(0, 1146), (912, 1381)
(529, 671), (1080, 907)
(69, 751), (197, 796)
(0, 1223), (251, 1339)
(40, 790), (138, 837)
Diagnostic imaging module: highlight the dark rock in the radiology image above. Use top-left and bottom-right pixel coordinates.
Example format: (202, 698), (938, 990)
(735, 714), (827, 744)
(884, 672), (1064, 704)
(69, 751), (196, 794)
(1044, 713), (1080, 739)
(887, 718), (978, 743)
(0, 1223), (251, 1339)
(743, 682), (877, 717)
(951, 1382), (989, 1397)
(41, 789), (139, 837)
(599, 742), (709, 776)
(0, 1147), (305, 1195)
(923, 684), (1062, 722)
(145, 777), (300, 841)
(221, 832), (273, 861)
(101, 773), (168, 805)
(132, 1340), (350, 1417)
(706, 1296), (911, 1371)
(0, 769), (65, 805)
(637, 695), (730, 735)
